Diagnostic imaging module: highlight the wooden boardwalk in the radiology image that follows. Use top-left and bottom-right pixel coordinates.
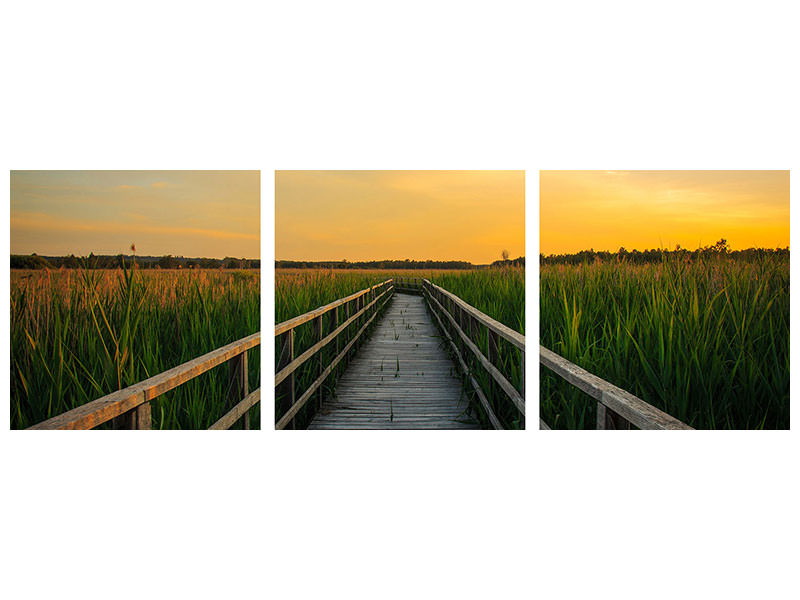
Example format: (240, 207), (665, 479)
(308, 293), (477, 429)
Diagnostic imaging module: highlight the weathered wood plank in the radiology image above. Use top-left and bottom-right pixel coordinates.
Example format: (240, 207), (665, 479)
(209, 389), (261, 430)
(28, 332), (261, 430)
(539, 345), (693, 430)
(309, 293), (478, 430)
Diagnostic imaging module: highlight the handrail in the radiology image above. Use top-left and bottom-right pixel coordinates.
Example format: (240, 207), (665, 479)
(425, 281), (525, 351)
(539, 345), (693, 430)
(422, 279), (525, 429)
(394, 277), (423, 292)
(275, 280), (391, 336)
(28, 332), (261, 430)
(275, 279), (394, 429)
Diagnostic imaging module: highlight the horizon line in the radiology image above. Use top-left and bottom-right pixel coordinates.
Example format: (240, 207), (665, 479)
(275, 256), (526, 262)
(11, 251), (261, 261)
(540, 244), (789, 255)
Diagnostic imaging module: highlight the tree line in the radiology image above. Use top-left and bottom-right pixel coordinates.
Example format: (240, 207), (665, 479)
(540, 239), (789, 266)
(10, 253), (260, 270)
(275, 257), (525, 270)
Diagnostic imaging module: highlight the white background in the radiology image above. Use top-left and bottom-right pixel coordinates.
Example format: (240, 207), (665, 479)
(1, 1), (798, 599)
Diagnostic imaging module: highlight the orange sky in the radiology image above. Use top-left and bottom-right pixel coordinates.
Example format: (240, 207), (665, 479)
(11, 171), (260, 259)
(540, 171), (789, 254)
(275, 171), (525, 264)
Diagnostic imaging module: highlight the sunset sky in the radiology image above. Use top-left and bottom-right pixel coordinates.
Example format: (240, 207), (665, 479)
(540, 171), (789, 255)
(10, 171), (260, 259)
(275, 171), (525, 264)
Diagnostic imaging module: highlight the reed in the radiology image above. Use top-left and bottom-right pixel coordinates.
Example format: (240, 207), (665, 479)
(11, 266), (260, 429)
(540, 255), (789, 429)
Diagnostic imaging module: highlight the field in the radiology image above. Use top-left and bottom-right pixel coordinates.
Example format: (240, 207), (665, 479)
(11, 267), (261, 429)
(540, 256), (789, 429)
(276, 268), (525, 428)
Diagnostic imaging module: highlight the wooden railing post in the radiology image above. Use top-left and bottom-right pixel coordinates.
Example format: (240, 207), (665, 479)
(136, 399), (152, 429)
(334, 305), (340, 380)
(315, 315), (323, 412)
(276, 329), (295, 429)
(241, 350), (250, 429)
(112, 400), (151, 429)
(487, 326), (500, 416)
(357, 295), (364, 347)
(345, 299), (351, 363)
(597, 399), (631, 430)
(229, 349), (249, 428)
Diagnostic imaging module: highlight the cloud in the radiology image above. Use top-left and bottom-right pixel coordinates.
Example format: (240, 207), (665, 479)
(117, 185), (137, 190)
(151, 181), (170, 188)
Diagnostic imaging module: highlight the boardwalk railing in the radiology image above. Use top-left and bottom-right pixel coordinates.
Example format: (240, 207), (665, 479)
(422, 279), (525, 429)
(275, 280), (394, 429)
(28, 333), (261, 430)
(539, 345), (693, 430)
(394, 277), (423, 293)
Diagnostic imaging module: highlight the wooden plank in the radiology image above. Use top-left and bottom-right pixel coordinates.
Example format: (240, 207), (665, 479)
(539, 345), (693, 430)
(209, 389), (261, 430)
(28, 332), (261, 430)
(424, 280), (525, 350)
(274, 280), (391, 336)
(309, 293), (478, 430)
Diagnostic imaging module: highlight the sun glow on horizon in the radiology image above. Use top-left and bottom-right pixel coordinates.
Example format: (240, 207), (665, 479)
(540, 170), (789, 255)
(10, 170), (260, 259)
(275, 170), (525, 264)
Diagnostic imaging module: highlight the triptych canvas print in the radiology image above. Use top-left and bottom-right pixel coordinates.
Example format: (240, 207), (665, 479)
(8, 170), (789, 430)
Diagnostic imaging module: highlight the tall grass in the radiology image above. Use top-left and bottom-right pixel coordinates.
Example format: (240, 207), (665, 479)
(11, 267), (261, 429)
(275, 268), (525, 429)
(430, 268), (525, 429)
(540, 256), (789, 429)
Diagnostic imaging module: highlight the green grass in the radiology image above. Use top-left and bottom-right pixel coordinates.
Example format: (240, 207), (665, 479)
(540, 256), (789, 429)
(11, 266), (260, 429)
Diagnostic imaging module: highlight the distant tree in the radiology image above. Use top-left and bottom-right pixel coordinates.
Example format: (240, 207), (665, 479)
(158, 255), (177, 269)
(10, 254), (51, 269)
(223, 256), (246, 269)
(501, 249), (510, 261)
